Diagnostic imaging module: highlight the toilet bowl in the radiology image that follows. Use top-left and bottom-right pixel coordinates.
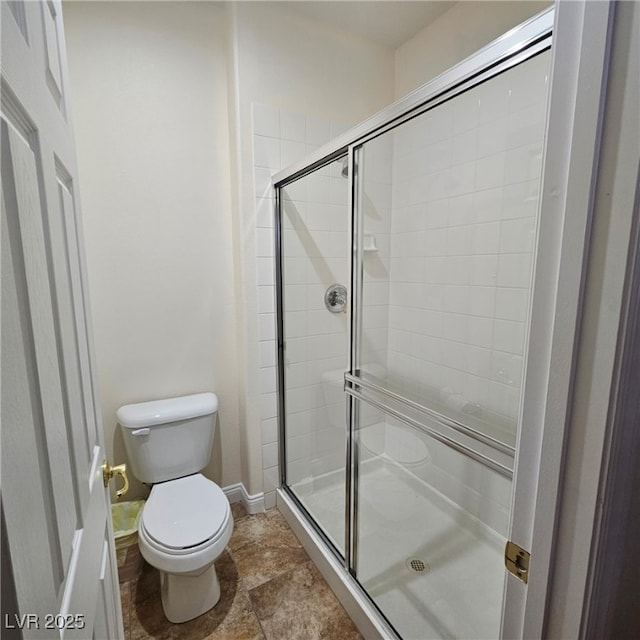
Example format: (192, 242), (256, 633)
(136, 474), (233, 623)
(118, 393), (233, 623)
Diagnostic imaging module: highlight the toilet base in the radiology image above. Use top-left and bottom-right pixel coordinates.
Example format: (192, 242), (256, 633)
(160, 563), (221, 623)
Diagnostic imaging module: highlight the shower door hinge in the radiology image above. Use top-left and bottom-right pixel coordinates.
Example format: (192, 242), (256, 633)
(505, 541), (530, 583)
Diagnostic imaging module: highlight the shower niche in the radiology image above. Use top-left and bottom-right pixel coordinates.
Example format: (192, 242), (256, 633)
(275, 11), (552, 639)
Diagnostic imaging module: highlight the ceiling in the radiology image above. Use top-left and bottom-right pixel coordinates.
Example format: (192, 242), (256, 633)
(278, 1), (456, 49)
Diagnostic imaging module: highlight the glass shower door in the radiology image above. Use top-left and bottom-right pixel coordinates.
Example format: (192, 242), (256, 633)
(347, 49), (551, 638)
(279, 155), (350, 555)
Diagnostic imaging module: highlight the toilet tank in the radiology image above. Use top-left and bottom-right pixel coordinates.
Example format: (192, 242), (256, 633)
(118, 393), (218, 484)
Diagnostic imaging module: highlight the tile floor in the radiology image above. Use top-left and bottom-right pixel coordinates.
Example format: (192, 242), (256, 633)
(120, 504), (363, 640)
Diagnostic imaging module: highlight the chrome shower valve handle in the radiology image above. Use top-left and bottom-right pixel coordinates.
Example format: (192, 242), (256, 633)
(324, 284), (347, 313)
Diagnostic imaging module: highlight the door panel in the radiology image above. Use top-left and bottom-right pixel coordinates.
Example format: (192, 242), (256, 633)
(1, 1), (122, 637)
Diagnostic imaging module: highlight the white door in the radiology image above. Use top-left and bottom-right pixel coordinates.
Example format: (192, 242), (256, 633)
(1, 1), (123, 638)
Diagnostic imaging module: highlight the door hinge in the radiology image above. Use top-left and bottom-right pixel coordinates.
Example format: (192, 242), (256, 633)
(505, 541), (530, 583)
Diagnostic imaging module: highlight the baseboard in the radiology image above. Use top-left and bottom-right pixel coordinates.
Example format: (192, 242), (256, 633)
(222, 482), (265, 515)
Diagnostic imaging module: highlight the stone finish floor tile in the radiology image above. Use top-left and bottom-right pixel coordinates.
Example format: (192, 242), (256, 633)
(123, 505), (361, 640)
(249, 560), (364, 640)
(130, 550), (263, 640)
(120, 580), (131, 640)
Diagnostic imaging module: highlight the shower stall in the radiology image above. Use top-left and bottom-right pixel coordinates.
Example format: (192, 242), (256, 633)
(274, 9), (553, 639)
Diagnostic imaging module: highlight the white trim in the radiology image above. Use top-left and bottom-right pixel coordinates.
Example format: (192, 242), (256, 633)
(503, 1), (616, 638)
(223, 482), (265, 515)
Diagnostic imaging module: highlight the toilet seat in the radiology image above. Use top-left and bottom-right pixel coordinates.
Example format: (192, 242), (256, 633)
(141, 474), (230, 553)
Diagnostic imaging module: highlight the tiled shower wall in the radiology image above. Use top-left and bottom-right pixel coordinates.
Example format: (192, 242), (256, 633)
(254, 50), (549, 532)
(359, 51), (551, 535)
(252, 104), (350, 508)
(384, 51), (550, 438)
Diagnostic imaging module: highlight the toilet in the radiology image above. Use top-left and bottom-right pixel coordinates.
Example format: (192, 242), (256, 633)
(117, 392), (233, 623)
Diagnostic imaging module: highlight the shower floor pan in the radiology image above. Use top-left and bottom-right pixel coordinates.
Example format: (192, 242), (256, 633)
(293, 458), (505, 640)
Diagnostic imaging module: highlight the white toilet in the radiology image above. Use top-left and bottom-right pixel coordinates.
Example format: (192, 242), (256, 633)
(117, 392), (233, 624)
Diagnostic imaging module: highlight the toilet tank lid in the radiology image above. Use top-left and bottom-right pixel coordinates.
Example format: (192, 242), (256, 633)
(117, 393), (218, 429)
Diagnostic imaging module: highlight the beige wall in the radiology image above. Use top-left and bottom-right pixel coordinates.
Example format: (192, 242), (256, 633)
(228, 2), (396, 495)
(64, 1), (241, 498)
(394, 1), (552, 98)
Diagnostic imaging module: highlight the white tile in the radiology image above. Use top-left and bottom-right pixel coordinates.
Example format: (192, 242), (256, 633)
(470, 255), (498, 286)
(264, 491), (277, 509)
(500, 217), (535, 254)
(256, 256), (275, 286)
(252, 103), (279, 137)
(448, 161), (476, 197)
(502, 180), (540, 219)
(451, 129), (477, 166)
(307, 174), (332, 204)
(282, 140), (307, 168)
(284, 284), (307, 312)
(263, 465), (279, 492)
(255, 197), (274, 228)
(284, 311), (306, 338)
(468, 316), (493, 348)
(263, 442), (279, 469)
(477, 119), (508, 158)
(287, 410), (311, 437)
(285, 362), (307, 389)
(281, 111), (306, 142)
(497, 253), (532, 288)
(260, 366), (277, 394)
(442, 314), (468, 344)
(282, 178), (306, 202)
(304, 202), (331, 231)
(478, 76), (510, 124)
(472, 221), (501, 255)
(283, 258), (307, 285)
(253, 135), (281, 170)
(443, 285), (470, 314)
(476, 153), (506, 192)
(285, 336), (307, 364)
(491, 351), (523, 387)
(493, 319), (526, 355)
(256, 227), (274, 257)
(504, 143), (543, 185)
(466, 345), (492, 378)
(474, 187), (503, 223)
(469, 286), (496, 318)
(446, 225), (472, 256)
(262, 418), (278, 445)
(254, 167), (274, 199)
(495, 287), (529, 322)
(506, 105), (546, 150)
(330, 176), (348, 205)
(287, 387), (310, 414)
(258, 313), (275, 341)
(260, 392), (277, 420)
(258, 285), (275, 314)
(452, 91), (480, 134)
(307, 310), (331, 336)
(448, 194), (474, 227)
(259, 340), (277, 368)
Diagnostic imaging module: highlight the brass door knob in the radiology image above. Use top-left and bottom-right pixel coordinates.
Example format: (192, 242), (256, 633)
(102, 460), (129, 498)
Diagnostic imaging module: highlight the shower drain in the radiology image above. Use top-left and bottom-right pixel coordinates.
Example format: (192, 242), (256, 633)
(405, 557), (430, 574)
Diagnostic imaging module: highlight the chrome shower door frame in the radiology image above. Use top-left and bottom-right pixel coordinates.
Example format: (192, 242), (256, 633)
(272, 5), (617, 637)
